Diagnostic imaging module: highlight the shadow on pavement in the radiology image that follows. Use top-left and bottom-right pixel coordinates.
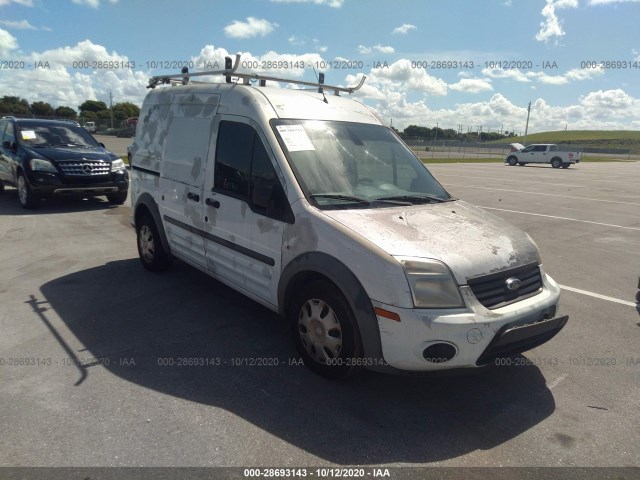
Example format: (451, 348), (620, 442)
(37, 259), (556, 464)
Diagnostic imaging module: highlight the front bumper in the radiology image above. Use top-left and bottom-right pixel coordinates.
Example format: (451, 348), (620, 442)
(26, 170), (129, 197)
(372, 269), (566, 372)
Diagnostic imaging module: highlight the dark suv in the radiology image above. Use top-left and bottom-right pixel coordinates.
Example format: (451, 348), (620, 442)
(0, 117), (129, 208)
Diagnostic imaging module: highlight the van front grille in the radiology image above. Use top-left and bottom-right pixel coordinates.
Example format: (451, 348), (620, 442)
(467, 264), (543, 309)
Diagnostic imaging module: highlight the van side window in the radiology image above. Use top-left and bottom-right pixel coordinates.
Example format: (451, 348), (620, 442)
(214, 122), (252, 199)
(214, 121), (293, 223)
(0, 121), (6, 144)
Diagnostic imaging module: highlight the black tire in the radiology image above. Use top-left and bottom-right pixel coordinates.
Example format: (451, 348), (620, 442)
(17, 173), (40, 209)
(107, 190), (128, 205)
(518, 162), (526, 166)
(551, 158), (562, 169)
(136, 215), (171, 272)
(289, 279), (363, 379)
(561, 163), (570, 169)
(507, 156), (518, 166)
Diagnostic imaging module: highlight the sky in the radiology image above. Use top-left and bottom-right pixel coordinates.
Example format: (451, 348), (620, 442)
(1, 0), (639, 134)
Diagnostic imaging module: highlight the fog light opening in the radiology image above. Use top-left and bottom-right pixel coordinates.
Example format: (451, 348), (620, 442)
(423, 343), (457, 364)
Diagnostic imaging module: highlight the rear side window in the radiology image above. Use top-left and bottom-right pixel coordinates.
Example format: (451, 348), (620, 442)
(0, 121), (6, 144)
(214, 121), (293, 222)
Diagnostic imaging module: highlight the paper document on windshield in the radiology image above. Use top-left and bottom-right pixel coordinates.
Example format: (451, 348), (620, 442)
(21, 130), (37, 140)
(276, 125), (315, 152)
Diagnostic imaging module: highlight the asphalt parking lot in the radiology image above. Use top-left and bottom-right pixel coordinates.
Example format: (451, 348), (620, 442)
(0, 161), (638, 471)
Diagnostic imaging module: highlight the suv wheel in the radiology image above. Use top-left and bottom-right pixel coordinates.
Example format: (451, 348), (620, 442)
(17, 173), (40, 209)
(507, 156), (518, 166)
(289, 280), (362, 379)
(107, 190), (128, 205)
(136, 215), (171, 271)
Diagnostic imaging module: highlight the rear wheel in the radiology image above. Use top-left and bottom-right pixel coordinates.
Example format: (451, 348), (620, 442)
(507, 156), (518, 166)
(551, 158), (562, 169)
(289, 279), (362, 379)
(17, 173), (40, 209)
(136, 215), (171, 271)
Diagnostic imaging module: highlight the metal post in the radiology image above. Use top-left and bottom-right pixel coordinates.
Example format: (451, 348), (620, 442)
(523, 101), (531, 146)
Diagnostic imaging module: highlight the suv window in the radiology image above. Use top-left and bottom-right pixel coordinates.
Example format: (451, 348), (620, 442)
(3, 121), (16, 146)
(214, 121), (292, 222)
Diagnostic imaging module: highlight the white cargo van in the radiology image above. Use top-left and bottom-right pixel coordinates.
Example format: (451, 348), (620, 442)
(130, 58), (568, 378)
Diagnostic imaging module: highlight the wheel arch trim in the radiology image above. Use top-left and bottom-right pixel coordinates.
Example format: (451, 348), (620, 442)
(278, 251), (384, 362)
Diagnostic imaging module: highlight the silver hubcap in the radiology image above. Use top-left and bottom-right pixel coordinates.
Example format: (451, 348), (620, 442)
(18, 176), (28, 205)
(138, 225), (155, 262)
(298, 299), (342, 364)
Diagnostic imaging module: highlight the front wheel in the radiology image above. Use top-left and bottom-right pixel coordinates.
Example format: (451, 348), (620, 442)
(107, 190), (128, 205)
(136, 215), (171, 271)
(17, 173), (40, 209)
(507, 156), (518, 166)
(289, 280), (362, 379)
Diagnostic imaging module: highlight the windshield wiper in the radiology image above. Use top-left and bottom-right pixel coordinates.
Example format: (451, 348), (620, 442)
(376, 194), (455, 204)
(310, 194), (371, 205)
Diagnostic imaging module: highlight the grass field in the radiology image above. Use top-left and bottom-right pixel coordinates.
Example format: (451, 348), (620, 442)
(489, 130), (640, 153)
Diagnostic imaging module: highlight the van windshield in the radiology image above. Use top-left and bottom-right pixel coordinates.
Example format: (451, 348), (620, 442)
(273, 120), (452, 208)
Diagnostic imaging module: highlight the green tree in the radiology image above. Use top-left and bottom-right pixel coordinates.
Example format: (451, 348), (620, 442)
(30, 101), (55, 117)
(55, 106), (77, 119)
(0, 96), (31, 115)
(112, 102), (140, 122)
(78, 100), (108, 118)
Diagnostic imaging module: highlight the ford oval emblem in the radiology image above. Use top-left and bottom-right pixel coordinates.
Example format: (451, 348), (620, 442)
(505, 277), (521, 291)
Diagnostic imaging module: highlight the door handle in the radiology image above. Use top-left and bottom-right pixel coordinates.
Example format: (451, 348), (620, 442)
(187, 192), (200, 202)
(205, 198), (220, 208)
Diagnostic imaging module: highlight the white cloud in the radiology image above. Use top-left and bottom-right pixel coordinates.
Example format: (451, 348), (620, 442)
(589, 0), (640, 4)
(482, 66), (604, 86)
(72, 0), (100, 8)
(353, 59), (447, 97)
(0, 0), (33, 5)
(224, 17), (277, 39)
(482, 67), (532, 82)
(536, 0), (578, 44)
(0, 28), (18, 55)
(392, 24), (417, 35)
(270, 0), (344, 7)
(580, 89), (636, 109)
(0, 19), (36, 29)
(358, 44), (395, 54)
(449, 78), (494, 94)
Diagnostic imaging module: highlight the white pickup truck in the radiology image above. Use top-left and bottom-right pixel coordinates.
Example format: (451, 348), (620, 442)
(505, 143), (581, 169)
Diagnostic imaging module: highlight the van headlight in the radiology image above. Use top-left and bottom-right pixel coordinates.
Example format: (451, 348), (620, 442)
(29, 158), (57, 173)
(396, 257), (465, 308)
(111, 159), (125, 172)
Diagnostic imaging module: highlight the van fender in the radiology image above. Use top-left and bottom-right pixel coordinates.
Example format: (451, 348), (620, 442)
(278, 252), (384, 362)
(134, 192), (171, 255)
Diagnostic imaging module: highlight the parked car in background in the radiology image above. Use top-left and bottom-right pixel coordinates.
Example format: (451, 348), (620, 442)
(83, 121), (97, 133)
(0, 116), (129, 208)
(505, 143), (581, 168)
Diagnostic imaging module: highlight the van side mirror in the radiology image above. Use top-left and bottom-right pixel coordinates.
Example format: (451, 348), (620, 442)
(99, 142), (106, 148)
(2, 140), (16, 151)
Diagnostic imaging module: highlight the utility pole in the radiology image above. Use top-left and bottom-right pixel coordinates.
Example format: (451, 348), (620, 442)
(109, 91), (114, 129)
(523, 101), (531, 146)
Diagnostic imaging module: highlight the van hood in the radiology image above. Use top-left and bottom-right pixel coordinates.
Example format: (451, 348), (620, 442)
(323, 200), (540, 284)
(23, 145), (117, 162)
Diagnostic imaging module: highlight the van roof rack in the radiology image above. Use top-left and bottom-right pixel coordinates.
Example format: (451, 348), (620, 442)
(147, 54), (366, 95)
